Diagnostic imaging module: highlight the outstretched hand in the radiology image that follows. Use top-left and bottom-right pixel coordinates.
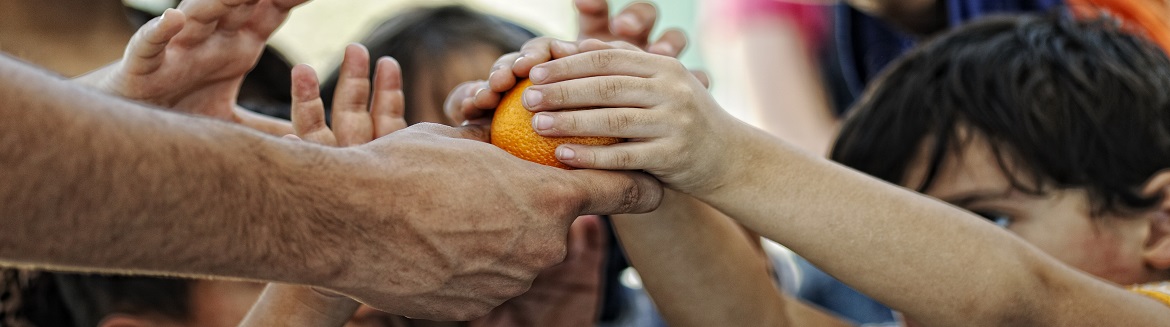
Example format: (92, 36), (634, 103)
(289, 44), (407, 146)
(76, 0), (306, 128)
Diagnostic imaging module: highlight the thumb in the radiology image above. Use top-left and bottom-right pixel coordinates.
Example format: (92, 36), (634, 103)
(567, 170), (662, 216)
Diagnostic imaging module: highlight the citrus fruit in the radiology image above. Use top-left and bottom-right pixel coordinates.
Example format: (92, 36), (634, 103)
(491, 79), (621, 169)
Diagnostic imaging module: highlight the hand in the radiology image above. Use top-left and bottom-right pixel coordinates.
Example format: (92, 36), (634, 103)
(443, 0), (694, 125)
(575, 0), (687, 56)
(239, 43), (409, 327)
(289, 44), (407, 146)
(317, 123), (662, 320)
(470, 215), (607, 327)
(75, 0), (305, 127)
(518, 43), (737, 196)
(444, 37), (709, 125)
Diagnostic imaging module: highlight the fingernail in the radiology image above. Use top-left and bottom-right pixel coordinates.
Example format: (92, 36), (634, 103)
(557, 146), (577, 160)
(523, 89), (543, 109)
(513, 54), (528, 66)
(533, 114), (554, 131)
(529, 67), (548, 83)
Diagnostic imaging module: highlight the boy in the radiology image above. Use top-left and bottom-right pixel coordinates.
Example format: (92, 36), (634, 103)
(473, 12), (1170, 326)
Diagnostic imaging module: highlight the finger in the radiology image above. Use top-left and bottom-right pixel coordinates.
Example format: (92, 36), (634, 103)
(575, 0), (611, 40)
(124, 9), (187, 75)
(219, 0), (260, 31)
(564, 169), (663, 215)
(557, 142), (659, 173)
(290, 64), (338, 146)
(611, 2), (658, 48)
(445, 80), (486, 122)
(370, 57), (408, 137)
(512, 37), (570, 79)
(522, 76), (658, 112)
(178, 0), (251, 25)
(282, 134), (302, 141)
(690, 69), (711, 89)
(648, 28), (688, 58)
(471, 85), (502, 112)
(331, 44), (375, 147)
(565, 215), (606, 264)
(532, 108), (665, 138)
(527, 49), (666, 85)
(489, 52), (522, 93)
(577, 39), (641, 53)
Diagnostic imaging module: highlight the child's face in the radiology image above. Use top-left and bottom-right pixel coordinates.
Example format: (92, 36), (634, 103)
(900, 130), (1157, 285)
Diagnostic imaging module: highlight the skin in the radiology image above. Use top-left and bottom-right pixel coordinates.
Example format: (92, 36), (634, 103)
(72, 0), (303, 134)
(458, 40), (1170, 326)
(0, 43), (666, 321)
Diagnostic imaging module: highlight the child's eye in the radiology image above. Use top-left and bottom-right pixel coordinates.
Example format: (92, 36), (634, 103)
(974, 211), (1012, 228)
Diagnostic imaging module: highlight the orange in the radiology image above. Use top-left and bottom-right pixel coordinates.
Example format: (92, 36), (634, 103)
(491, 79), (621, 169)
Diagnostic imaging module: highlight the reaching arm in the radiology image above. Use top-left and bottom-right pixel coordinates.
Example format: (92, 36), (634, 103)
(698, 125), (1170, 326)
(845, 0), (946, 35)
(0, 53), (664, 320)
(614, 190), (853, 327)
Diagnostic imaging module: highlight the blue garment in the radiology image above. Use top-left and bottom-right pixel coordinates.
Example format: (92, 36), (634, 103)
(835, 0), (1063, 99)
(793, 256), (896, 325)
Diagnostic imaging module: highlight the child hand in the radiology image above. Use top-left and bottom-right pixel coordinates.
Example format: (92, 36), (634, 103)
(445, 37), (708, 126)
(74, 0), (306, 130)
(288, 44), (407, 146)
(522, 42), (742, 196)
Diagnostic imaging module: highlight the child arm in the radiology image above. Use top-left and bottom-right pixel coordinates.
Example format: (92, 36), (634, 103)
(523, 46), (1170, 326)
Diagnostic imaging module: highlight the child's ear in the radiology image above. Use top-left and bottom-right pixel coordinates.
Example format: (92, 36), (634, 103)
(1140, 170), (1170, 270)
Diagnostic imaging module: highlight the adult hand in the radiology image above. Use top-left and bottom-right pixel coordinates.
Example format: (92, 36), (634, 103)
(470, 215), (607, 327)
(75, 0), (305, 128)
(319, 124), (661, 320)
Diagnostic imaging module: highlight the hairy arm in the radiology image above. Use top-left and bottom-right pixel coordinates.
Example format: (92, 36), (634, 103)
(698, 125), (1170, 326)
(845, 0), (946, 35)
(614, 190), (853, 327)
(0, 54), (351, 285)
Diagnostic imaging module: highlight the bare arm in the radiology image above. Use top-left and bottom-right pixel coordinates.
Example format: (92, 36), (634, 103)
(699, 125), (1170, 326)
(845, 0), (946, 35)
(614, 190), (853, 327)
(0, 54), (663, 320)
(517, 47), (1170, 326)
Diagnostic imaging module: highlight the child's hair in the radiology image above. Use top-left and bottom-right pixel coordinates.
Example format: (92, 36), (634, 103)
(830, 13), (1170, 215)
(1, 270), (191, 327)
(320, 5), (535, 122)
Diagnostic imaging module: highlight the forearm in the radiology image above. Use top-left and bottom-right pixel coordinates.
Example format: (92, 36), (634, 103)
(615, 190), (849, 326)
(0, 55), (353, 286)
(700, 125), (1170, 326)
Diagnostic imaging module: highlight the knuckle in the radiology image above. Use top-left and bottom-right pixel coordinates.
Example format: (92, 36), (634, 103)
(605, 111), (634, 132)
(596, 78), (623, 101)
(590, 50), (616, 70)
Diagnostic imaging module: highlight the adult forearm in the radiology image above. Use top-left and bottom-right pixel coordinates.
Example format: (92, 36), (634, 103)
(0, 55), (349, 286)
(699, 125), (1170, 326)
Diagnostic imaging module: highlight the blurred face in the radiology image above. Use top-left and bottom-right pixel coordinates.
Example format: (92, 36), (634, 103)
(407, 44), (505, 126)
(900, 130), (1155, 285)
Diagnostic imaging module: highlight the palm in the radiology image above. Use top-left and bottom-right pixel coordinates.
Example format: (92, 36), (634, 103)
(104, 0), (305, 121)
